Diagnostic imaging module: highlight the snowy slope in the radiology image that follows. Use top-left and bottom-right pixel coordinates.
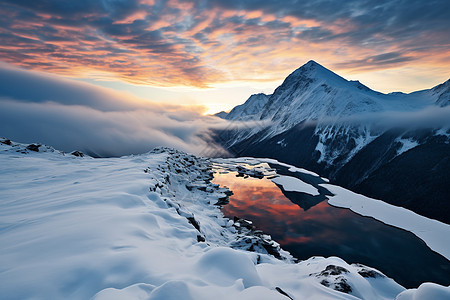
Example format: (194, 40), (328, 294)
(411, 79), (450, 107)
(226, 61), (448, 137)
(214, 111), (229, 119)
(221, 61), (449, 155)
(4, 140), (446, 300)
(226, 93), (270, 121)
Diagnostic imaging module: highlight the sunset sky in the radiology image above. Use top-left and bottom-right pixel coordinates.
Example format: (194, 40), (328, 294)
(1, 0), (449, 114)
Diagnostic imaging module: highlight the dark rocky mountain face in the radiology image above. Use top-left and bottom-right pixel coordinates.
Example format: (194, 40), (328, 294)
(215, 61), (450, 223)
(215, 125), (450, 223)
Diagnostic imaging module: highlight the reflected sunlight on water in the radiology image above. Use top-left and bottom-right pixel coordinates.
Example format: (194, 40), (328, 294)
(213, 171), (357, 247)
(212, 169), (450, 288)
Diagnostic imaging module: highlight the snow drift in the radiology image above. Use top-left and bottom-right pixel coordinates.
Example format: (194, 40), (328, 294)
(3, 140), (447, 299)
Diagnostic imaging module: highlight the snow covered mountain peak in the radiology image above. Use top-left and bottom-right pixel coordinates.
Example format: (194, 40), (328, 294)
(291, 60), (346, 82)
(223, 61), (448, 138)
(298, 60), (331, 73)
(274, 60), (349, 97)
(256, 61), (388, 133)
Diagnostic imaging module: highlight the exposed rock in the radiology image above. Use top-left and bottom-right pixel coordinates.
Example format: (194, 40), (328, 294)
(214, 194), (230, 205)
(275, 287), (293, 300)
(352, 263), (384, 278)
(233, 217), (254, 230)
(146, 148), (292, 261)
(309, 264), (354, 294)
(236, 165), (265, 178)
(71, 150), (84, 157)
(187, 216), (200, 232)
(229, 217), (285, 260)
(358, 269), (383, 278)
(318, 265), (350, 277)
(26, 144), (40, 152)
(0, 138), (11, 145)
(320, 277), (352, 294)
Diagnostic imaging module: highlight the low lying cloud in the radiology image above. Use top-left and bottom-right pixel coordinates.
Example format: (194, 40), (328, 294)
(306, 106), (450, 130)
(0, 64), (236, 157)
(2, 64), (447, 157)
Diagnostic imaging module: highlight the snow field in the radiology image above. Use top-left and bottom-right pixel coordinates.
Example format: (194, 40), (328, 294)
(1, 142), (449, 299)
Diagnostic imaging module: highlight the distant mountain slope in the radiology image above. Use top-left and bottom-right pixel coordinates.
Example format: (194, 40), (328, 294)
(226, 93), (270, 121)
(225, 61), (445, 136)
(431, 79), (450, 107)
(217, 61), (450, 223)
(214, 111), (229, 119)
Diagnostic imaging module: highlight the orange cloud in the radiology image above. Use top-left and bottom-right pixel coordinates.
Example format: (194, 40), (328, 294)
(115, 11), (148, 24)
(0, 0), (448, 92)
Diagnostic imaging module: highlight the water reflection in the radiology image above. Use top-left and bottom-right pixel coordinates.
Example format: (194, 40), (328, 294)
(212, 170), (450, 288)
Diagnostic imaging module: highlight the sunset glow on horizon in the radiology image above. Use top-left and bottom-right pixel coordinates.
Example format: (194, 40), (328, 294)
(1, 0), (449, 113)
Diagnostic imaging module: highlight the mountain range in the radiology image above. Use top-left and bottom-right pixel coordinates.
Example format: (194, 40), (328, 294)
(215, 60), (450, 223)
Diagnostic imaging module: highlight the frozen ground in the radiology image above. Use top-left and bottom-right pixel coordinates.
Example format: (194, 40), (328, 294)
(0, 140), (448, 299)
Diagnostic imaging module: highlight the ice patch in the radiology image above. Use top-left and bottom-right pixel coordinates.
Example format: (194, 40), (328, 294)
(321, 177), (330, 182)
(287, 166), (320, 177)
(271, 175), (320, 196)
(258, 158), (323, 178)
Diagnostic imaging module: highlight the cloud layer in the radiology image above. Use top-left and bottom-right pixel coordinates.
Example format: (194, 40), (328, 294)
(0, 0), (448, 87)
(0, 64), (231, 157)
(1, 63), (447, 158)
(306, 106), (450, 130)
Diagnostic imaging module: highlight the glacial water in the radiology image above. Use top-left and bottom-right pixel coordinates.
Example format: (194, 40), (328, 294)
(212, 164), (450, 288)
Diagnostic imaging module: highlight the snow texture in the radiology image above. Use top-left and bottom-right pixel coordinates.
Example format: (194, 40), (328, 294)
(395, 282), (450, 300)
(0, 141), (447, 299)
